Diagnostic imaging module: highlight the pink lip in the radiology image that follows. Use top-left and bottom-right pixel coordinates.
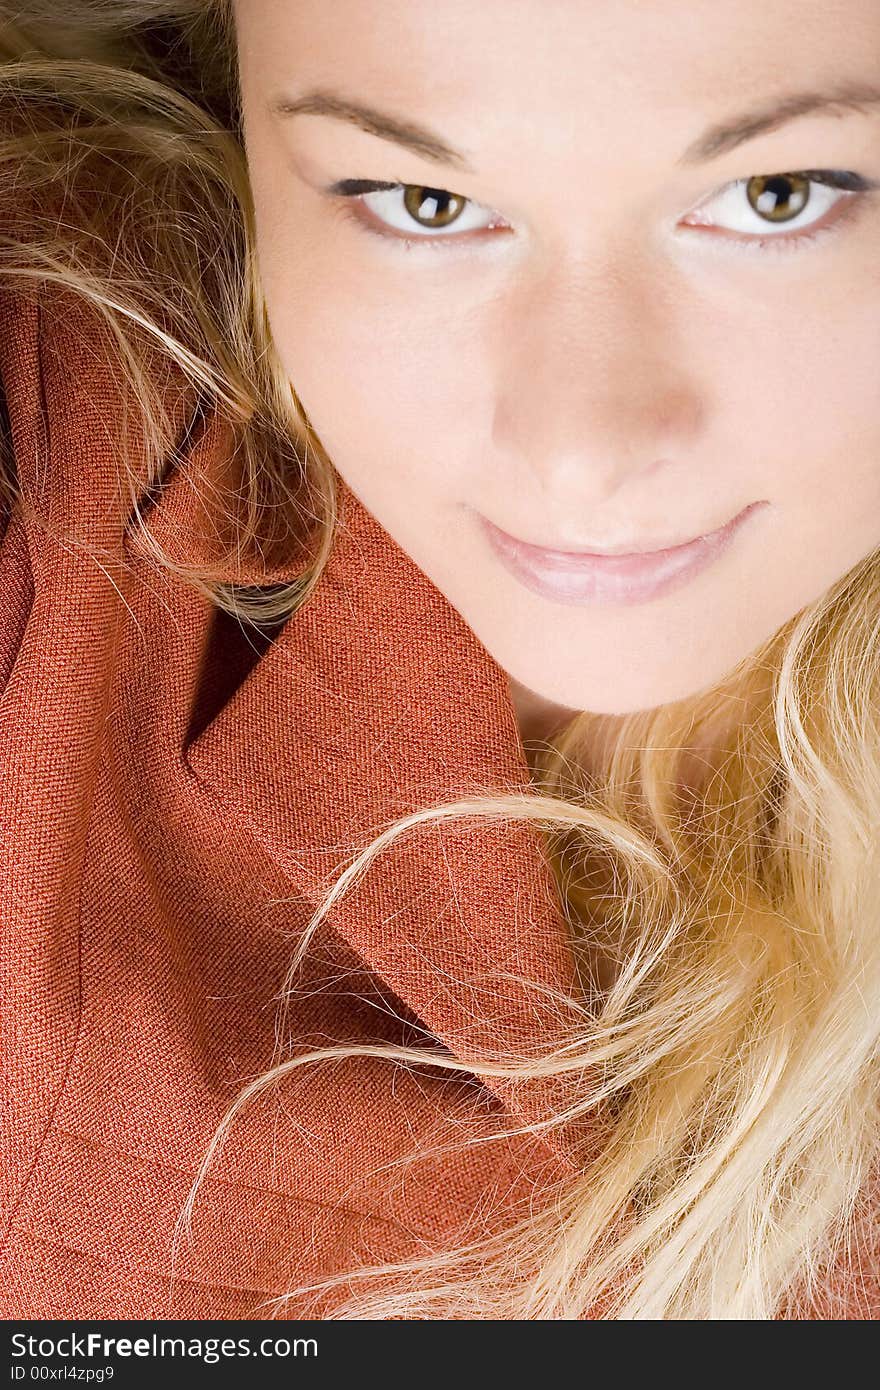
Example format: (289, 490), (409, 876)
(478, 501), (766, 606)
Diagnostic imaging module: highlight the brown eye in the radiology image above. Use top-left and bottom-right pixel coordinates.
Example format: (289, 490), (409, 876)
(402, 185), (468, 228)
(745, 172), (811, 223)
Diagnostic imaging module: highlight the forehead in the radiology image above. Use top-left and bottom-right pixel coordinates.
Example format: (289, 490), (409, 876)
(235, 0), (877, 115)
(235, 0), (880, 206)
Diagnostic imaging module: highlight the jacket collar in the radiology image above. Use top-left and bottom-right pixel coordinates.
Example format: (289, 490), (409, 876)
(139, 403), (591, 1177)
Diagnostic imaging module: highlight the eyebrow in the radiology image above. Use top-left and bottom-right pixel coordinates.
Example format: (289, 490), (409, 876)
(680, 81), (880, 164)
(270, 81), (880, 172)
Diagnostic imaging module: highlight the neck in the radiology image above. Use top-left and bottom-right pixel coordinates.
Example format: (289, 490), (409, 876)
(506, 674), (582, 767)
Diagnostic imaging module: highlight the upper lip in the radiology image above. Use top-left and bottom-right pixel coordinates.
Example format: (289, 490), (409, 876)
(482, 506), (755, 557)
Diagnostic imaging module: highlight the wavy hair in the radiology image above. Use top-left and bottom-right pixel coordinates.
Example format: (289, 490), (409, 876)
(2, 0), (879, 1319)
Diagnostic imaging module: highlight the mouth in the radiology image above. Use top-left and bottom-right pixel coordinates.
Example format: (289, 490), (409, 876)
(477, 501), (767, 607)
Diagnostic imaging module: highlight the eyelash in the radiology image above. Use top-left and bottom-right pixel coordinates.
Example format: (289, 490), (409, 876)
(326, 168), (877, 256)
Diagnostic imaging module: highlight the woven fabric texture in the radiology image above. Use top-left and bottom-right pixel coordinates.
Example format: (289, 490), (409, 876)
(0, 283), (876, 1320)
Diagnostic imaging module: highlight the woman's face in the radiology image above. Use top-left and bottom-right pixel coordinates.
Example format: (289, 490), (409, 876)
(233, 0), (880, 718)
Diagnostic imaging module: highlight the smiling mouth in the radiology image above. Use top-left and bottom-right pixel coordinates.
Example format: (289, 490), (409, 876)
(486, 508), (757, 558)
(477, 501), (768, 607)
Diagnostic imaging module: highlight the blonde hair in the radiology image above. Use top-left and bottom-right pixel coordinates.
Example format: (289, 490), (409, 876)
(3, 0), (880, 1319)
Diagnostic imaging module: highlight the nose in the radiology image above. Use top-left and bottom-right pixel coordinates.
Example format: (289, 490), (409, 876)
(490, 254), (705, 537)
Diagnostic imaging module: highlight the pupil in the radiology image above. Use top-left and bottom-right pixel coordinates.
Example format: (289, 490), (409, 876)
(748, 173), (810, 222)
(766, 176), (793, 209)
(405, 185), (464, 227)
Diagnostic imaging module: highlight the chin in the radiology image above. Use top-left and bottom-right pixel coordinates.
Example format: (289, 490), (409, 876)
(506, 663), (711, 720)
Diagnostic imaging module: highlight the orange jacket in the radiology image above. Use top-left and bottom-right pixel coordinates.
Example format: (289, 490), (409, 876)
(0, 283), (592, 1320)
(0, 284), (875, 1319)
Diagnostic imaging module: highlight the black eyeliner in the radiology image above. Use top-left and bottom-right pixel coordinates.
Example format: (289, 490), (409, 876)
(325, 170), (880, 202)
(802, 169), (879, 191)
(327, 178), (402, 196)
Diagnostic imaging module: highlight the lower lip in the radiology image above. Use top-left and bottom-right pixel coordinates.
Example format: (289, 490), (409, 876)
(478, 502), (766, 607)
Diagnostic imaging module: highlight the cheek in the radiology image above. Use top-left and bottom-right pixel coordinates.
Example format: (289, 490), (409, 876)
(719, 298), (880, 498)
(248, 151), (488, 464)
(258, 252), (485, 481)
(741, 320), (880, 597)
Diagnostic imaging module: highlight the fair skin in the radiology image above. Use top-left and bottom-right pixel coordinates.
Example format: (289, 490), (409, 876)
(232, 0), (880, 759)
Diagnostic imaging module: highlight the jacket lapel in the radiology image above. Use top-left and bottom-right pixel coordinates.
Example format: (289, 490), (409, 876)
(138, 403), (590, 1177)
